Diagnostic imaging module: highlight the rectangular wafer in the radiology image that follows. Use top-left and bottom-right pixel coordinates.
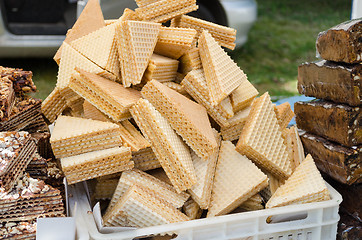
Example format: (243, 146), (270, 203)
(142, 54), (179, 83)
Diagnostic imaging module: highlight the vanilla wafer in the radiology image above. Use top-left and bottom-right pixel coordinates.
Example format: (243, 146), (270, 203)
(162, 82), (191, 98)
(143, 54), (179, 83)
(71, 23), (121, 79)
(69, 69), (141, 121)
(107, 169), (189, 212)
(83, 100), (111, 122)
(286, 126), (304, 171)
(53, 0), (105, 64)
(171, 15), (236, 50)
(199, 31), (246, 105)
(238, 193), (264, 211)
(116, 20), (161, 87)
(41, 87), (67, 123)
(131, 147), (161, 171)
(188, 130), (221, 209)
(178, 47), (202, 75)
(50, 116), (122, 158)
(135, 0), (198, 23)
(119, 120), (150, 152)
(130, 98), (196, 193)
(142, 80), (217, 160)
(266, 155), (330, 208)
(274, 102), (294, 129)
(154, 27), (197, 59)
(93, 178), (119, 200)
(61, 147), (133, 185)
(103, 185), (189, 227)
(236, 93), (292, 180)
(207, 141), (268, 217)
(230, 80), (258, 113)
(220, 106), (251, 141)
(183, 198), (203, 220)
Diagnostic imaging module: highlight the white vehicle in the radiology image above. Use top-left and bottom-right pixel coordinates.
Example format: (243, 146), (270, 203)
(0, 0), (257, 57)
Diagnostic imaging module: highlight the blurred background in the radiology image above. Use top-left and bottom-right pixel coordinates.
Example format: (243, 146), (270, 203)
(0, 0), (352, 100)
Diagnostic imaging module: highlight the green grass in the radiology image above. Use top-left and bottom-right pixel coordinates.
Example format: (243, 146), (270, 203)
(231, 0), (351, 100)
(0, 0), (352, 101)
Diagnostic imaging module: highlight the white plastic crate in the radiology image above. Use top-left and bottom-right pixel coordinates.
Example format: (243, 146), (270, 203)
(68, 182), (342, 240)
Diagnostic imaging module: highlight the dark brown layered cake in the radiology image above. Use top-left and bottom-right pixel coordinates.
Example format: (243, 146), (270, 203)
(0, 66), (36, 94)
(0, 77), (15, 121)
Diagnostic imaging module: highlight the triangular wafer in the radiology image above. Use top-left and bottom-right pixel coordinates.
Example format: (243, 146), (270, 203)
(41, 87), (67, 123)
(199, 31), (246, 105)
(71, 23), (120, 79)
(116, 20), (161, 87)
(266, 155), (330, 208)
(130, 98), (196, 193)
(274, 102), (294, 130)
(230, 80), (259, 113)
(53, 0), (105, 64)
(236, 92), (292, 180)
(142, 80), (217, 160)
(207, 141), (268, 217)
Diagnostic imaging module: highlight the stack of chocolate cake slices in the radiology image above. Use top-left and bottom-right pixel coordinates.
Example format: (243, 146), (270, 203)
(295, 18), (361, 239)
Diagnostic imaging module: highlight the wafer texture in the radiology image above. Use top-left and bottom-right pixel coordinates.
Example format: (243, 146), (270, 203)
(143, 54), (179, 83)
(50, 116), (122, 158)
(53, 0), (105, 64)
(183, 198), (203, 220)
(130, 98), (196, 192)
(142, 80), (217, 160)
(162, 82), (190, 98)
(230, 81), (258, 113)
(119, 120), (150, 152)
(71, 23), (120, 79)
(41, 87), (67, 123)
(135, 0), (198, 23)
(238, 193), (264, 211)
(116, 20), (161, 87)
(188, 130), (221, 209)
(274, 102), (294, 129)
(207, 141), (268, 217)
(266, 155), (330, 208)
(93, 178), (119, 200)
(171, 15), (236, 50)
(70, 69), (141, 121)
(154, 27), (197, 59)
(199, 31), (245, 105)
(107, 169), (189, 212)
(61, 147), (133, 185)
(286, 126), (304, 171)
(220, 106), (251, 141)
(103, 185), (189, 227)
(178, 48), (202, 75)
(83, 100), (111, 122)
(132, 147), (161, 171)
(236, 93), (292, 180)
(260, 172), (285, 201)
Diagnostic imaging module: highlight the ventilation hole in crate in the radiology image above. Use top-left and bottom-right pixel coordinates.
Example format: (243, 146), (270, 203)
(287, 234), (293, 240)
(266, 211), (308, 224)
(297, 233), (303, 240)
(278, 236), (284, 240)
(306, 232), (313, 240)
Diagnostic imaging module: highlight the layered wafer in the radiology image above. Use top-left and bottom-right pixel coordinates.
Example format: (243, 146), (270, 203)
(207, 141), (268, 217)
(220, 106), (251, 141)
(132, 147), (161, 171)
(266, 155), (330, 208)
(236, 93), (292, 180)
(83, 100), (111, 122)
(199, 31), (246, 105)
(188, 130), (220, 209)
(183, 198), (203, 220)
(107, 169), (189, 213)
(230, 81), (258, 113)
(143, 54), (179, 83)
(162, 82), (191, 98)
(178, 48), (202, 75)
(30, 131), (53, 160)
(130, 99), (196, 192)
(50, 116), (123, 159)
(93, 177), (119, 200)
(0, 175), (65, 222)
(41, 87), (67, 124)
(104, 185), (189, 227)
(71, 23), (120, 79)
(0, 66), (36, 93)
(0, 131), (37, 192)
(61, 146), (133, 185)
(171, 15), (236, 50)
(237, 193), (264, 211)
(135, 0), (198, 23)
(53, 0), (105, 64)
(0, 220), (37, 239)
(284, 126), (304, 171)
(0, 77), (15, 122)
(116, 20), (161, 87)
(260, 172), (284, 202)
(154, 27), (197, 59)
(274, 102), (294, 130)
(70, 69), (141, 121)
(119, 120), (150, 152)
(26, 152), (48, 180)
(142, 80), (217, 160)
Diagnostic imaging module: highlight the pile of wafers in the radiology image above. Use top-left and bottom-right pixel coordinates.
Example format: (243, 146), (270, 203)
(41, 0), (331, 229)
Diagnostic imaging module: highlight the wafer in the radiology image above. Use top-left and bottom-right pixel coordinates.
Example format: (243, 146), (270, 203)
(107, 169), (189, 213)
(83, 100), (111, 122)
(132, 147), (161, 171)
(274, 102), (294, 130)
(93, 177), (119, 200)
(236, 93), (292, 180)
(266, 155), (330, 208)
(154, 27), (197, 59)
(188, 130), (220, 209)
(238, 193), (264, 211)
(207, 141), (268, 217)
(103, 185), (189, 227)
(220, 106), (251, 141)
(230, 80), (258, 113)
(70, 69), (141, 121)
(50, 116), (122, 159)
(183, 198), (203, 220)
(61, 147), (133, 185)
(162, 82), (191, 98)
(130, 98), (196, 193)
(0, 132), (37, 192)
(286, 126), (304, 171)
(143, 54), (179, 83)
(178, 48), (202, 75)
(260, 172), (285, 201)
(116, 20), (161, 87)
(135, 0), (198, 23)
(41, 86), (67, 123)
(171, 15), (236, 50)
(71, 23), (121, 79)
(53, 0), (105, 64)
(147, 168), (172, 185)
(119, 120), (150, 152)
(199, 31), (246, 105)
(142, 80), (217, 160)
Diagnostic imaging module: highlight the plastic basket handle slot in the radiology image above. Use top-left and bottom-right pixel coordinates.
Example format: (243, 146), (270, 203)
(266, 212), (308, 224)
